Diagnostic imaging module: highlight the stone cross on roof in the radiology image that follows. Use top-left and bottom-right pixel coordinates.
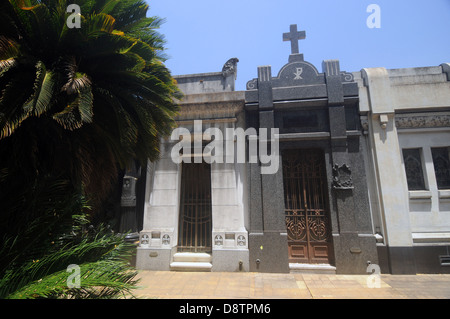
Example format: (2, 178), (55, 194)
(283, 24), (306, 55)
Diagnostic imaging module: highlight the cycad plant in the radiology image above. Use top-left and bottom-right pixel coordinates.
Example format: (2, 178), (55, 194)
(0, 0), (181, 206)
(0, 177), (139, 299)
(0, 0), (181, 298)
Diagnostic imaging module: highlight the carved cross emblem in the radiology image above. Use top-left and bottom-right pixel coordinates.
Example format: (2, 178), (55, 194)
(294, 67), (303, 80)
(237, 235), (246, 246)
(140, 234), (149, 246)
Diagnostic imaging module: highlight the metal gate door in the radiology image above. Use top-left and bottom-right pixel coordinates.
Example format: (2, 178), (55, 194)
(282, 149), (333, 264)
(177, 162), (212, 253)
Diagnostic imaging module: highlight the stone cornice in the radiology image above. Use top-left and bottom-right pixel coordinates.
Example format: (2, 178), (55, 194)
(395, 112), (450, 129)
(175, 91), (245, 121)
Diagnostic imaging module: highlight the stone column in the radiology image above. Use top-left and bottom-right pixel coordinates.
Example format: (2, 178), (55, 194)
(324, 60), (379, 274)
(210, 121), (249, 272)
(361, 67), (416, 274)
(136, 139), (180, 270)
(248, 66), (289, 273)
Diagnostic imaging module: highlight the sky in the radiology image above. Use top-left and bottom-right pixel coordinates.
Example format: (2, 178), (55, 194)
(147, 0), (450, 91)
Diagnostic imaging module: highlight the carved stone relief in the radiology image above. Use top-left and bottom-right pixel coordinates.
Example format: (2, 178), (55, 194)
(332, 163), (354, 190)
(395, 113), (450, 129)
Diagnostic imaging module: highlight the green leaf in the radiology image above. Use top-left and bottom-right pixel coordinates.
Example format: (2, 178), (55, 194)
(78, 86), (94, 123)
(98, 0), (122, 14)
(88, 13), (116, 35)
(0, 58), (17, 74)
(23, 62), (55, 117)
(0, 36), (20, 60)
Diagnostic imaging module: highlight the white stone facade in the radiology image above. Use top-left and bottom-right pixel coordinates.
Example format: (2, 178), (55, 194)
(356, 63), (450, 273)
(136, 69), (250, 271)
(135, 59), (450, 274)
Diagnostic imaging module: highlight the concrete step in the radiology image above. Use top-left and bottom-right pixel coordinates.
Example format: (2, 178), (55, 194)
(289, 263), (336, 274)
(170, 261), (213, 272)
(172, 252), (212, 263)
(170, 253), (212, 272)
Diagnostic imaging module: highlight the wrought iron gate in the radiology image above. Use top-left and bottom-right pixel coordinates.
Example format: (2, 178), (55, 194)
(282, 149), (333, 264)
(177, 162), (212, 253)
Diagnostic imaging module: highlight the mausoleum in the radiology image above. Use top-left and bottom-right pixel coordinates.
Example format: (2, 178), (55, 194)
(128, 25), (450, 274)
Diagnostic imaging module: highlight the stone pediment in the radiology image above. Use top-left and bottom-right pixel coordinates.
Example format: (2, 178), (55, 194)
(246, 59), (355, 91)
(245, 24), (358, 105)
(246, 59), (323, 90)
(275, 60), (324, 87)
(245, 58), (357, 105)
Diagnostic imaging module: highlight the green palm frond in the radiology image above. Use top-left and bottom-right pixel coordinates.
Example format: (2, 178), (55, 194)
(9, 260), (139, 299)
(98, 0), (122, 15)
(0, 36), (20, 60)
(78, 86), (94, 123)
(23, 61), (47, 113)
(32, 68), (56, 117)
(0, 58), (17, 73)
(53, 86), (94, 130)
(87, 13), (116, 35)
(3, 233), (139, 299)
(0, 172), (139, 299)
(0, 0), (181, 298)
(64, 73), (92, 95)
(0, 66), (35, 139)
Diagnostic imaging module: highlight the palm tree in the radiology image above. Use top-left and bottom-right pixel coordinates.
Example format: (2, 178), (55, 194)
(0, 0), (181, 207)
(0, 0), (181, 298)
(0, 181), (140, 299)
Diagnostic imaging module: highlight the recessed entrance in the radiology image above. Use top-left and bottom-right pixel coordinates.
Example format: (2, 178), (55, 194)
(177, 162), (212, 253)
(282, 149), (333, 264)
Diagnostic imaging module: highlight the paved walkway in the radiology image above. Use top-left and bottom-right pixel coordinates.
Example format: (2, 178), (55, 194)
(132, 271), (450, 299)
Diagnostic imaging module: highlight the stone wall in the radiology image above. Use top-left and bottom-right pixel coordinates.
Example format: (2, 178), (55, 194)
(357, 63), (450, 274)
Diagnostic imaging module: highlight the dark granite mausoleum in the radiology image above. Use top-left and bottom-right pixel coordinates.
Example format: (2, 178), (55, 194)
(244, 24), (378, 273)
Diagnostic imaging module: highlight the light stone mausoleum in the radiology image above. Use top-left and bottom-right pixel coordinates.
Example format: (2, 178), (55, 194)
(124, 25), (450, 274)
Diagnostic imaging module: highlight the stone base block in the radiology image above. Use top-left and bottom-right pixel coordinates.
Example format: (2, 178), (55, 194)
(248, 232), (290, 273)
(376, 245), (450, 274)
(212, 249), (249, 272)
(332, 233), (379, 274)
(136, 247), (175, 271)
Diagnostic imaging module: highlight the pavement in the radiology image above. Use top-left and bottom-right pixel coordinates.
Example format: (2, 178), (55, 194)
(131, 270), (450, 299)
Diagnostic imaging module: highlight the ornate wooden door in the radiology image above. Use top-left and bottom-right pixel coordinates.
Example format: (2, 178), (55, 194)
(282, 149), (333, 264)
(177, 162), (212, 253)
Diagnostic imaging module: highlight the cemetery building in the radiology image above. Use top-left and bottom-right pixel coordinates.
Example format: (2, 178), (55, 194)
(356, 63), (450, 274)
(128, 25), (450, 274)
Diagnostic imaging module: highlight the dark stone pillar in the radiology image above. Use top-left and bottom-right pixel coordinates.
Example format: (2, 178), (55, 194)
(248, 66), (289, 273)
(323, 60), (378, 274)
